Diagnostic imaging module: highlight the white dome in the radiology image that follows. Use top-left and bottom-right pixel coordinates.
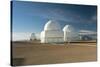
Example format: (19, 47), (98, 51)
(44, 20), (61, 31)
(63, 25), (73, 32)
(63, 25), (80, 42)
(30, 33), (36, 40)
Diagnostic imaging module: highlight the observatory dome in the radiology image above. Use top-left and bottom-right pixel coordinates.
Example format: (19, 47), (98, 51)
(63, 25), (79, 42)
(41, 20), (64, 43)
(30, 33), (36, 41)
(44, 20), (61, 31)
(63, 25), (73, 32)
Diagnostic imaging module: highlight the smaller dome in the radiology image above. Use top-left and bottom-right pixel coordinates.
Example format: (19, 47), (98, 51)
(30, 33), (36, 40)
(44, 20), (61, 31)
(63, 25), (73, 32)
(63, 25), (79, 41)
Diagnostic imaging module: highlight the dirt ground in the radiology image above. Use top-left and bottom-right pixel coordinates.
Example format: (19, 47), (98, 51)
(11, 41), (97, 66)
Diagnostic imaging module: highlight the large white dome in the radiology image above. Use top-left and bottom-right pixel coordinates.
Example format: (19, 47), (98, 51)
(44, 20), (61, 31)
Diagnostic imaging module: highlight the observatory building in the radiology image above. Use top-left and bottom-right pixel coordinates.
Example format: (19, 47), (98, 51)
(63, 25), (73, 42)
(40, 20), (90, 43)
(30, 33), (36, 41)
(40, 20), (64, 43)
(63, 25), (79, 42)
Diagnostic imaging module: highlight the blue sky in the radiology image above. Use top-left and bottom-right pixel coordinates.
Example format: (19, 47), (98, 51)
(11, 1), (97, 40)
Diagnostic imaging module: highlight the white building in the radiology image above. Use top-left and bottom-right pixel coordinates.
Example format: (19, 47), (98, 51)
(63, 25), (79, 42)
(40, 20), (64, 43)
(30, 33), (36, 41)
(40, 20), (95, 43)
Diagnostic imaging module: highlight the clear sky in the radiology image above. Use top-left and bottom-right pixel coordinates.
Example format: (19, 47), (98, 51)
(11, 1), (97, 40)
